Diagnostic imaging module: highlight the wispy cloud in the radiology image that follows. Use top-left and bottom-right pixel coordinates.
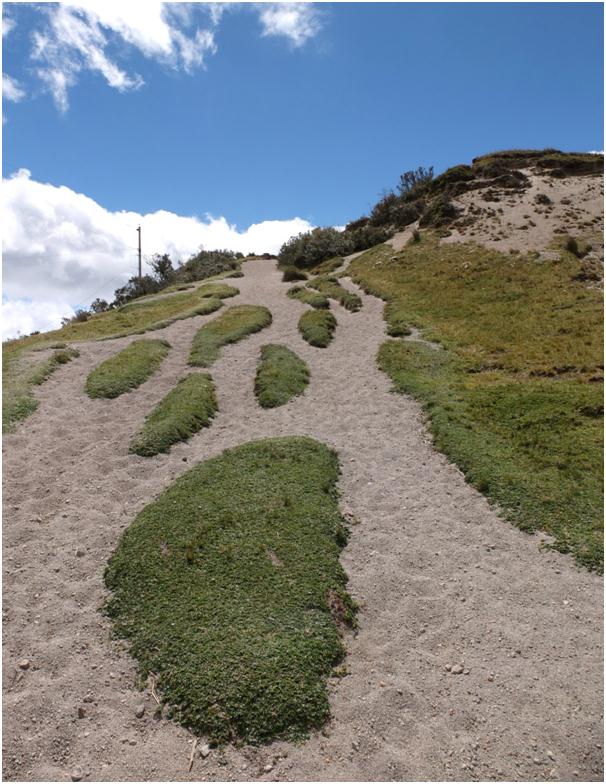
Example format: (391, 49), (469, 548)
(17, 3), (324, 112)
(257, 2), (322, 47)
(2, 74), (25, 102)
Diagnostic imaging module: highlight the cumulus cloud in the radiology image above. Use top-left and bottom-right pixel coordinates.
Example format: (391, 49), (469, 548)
(2, 169), (314, 337)
(2, 10), (15, 37)
(257, 2), (322, 47)
(2, 74), (25, 102)
(3, 299), (75, 340)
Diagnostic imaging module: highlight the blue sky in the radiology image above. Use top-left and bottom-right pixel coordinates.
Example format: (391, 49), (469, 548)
(2, 2), (604, 337)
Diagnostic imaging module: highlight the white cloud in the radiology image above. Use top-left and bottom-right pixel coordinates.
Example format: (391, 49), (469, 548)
(257, 2), (322, 47)
(2, 11), (15, 38)
(2, 169), (314, 336)
(2, 299), (75, 341)
(588, 150), (604, 155)
(2, 74), (25, 102)
(30, 1), (217, 111)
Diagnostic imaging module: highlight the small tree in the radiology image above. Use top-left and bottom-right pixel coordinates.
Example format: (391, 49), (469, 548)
(150, 253), (175, 284)
(397, 166), (434, 198)
(90, 298), (110, 313)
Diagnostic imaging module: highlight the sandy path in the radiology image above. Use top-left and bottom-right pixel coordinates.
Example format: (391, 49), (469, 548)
(2, 259), (603, 782)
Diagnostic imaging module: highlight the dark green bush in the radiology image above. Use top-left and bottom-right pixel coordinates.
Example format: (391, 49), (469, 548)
(419, 196), (458, 228)
(282, 266), (308, 282)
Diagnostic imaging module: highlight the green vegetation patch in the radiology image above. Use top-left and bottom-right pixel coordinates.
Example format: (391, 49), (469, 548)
(309, 256), (344, 276)
(255, 345), (310, 408)
(287, 286), (330, 309)
(86, 339), (170, 399)
(189, 305), (272, 367)
(350, 234), (603, 570)
(3, 345), (80, 432)
(282, 266), (308, 282)
(104, 436), (355, 744)
(197, 282), (239, 299)
(308, 276), (362, 312)
(298, 310), (337, 348)
(130, 373), (217, 456)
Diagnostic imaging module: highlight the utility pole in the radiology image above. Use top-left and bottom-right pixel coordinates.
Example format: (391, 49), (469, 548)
(137, 225), (142, 282)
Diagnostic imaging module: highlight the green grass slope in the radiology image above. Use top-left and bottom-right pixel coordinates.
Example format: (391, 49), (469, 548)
(104, 436), (355, 744)
(349, 233), (603, 570)
(298, 310), (337, 348)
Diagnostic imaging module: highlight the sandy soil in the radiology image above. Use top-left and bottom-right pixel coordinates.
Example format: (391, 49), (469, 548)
(2, 258), (603, 782)
(443, 170), (604, 255)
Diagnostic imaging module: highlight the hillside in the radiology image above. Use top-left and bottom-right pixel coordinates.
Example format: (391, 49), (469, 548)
(2, 150), (603, 782)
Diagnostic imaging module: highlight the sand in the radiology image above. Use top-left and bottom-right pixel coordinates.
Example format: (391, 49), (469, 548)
(2, 258), (603, 782)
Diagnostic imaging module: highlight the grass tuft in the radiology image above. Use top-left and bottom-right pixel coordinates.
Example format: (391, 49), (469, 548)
(85, 339), (170, 399)
(104, 436), (355, 744)
(287, 286), (330, 309)
(298, 310), (337, 348)
(308, 276), (362, 312)
(282, 266), (308, 282)
(189, 305), (272, 367)
(130, 373), (217, 456)
(254, 344), (310, 408)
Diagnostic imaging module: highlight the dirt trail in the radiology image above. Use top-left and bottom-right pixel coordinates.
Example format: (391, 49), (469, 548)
(3, 259), (603, 782)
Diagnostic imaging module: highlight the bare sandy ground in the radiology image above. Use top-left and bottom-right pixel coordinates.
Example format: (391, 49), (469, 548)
(443, 170), (604, 255)
(2, 259), (603, 782)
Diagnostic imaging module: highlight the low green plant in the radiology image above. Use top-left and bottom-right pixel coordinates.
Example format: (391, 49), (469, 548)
(3, 345), (80, 431)
(102, 297), (223, 339)
(298, 310), (337, 347)
(130, 373), (217, 456)
(189, 305), (272, 367)
(255, 345), (310, 408)
(85, 339), (170, 399)
(104, 436), (355, 744)
(287, 286), (330, 309)
(309, 256), (344, 275)
(308, 276), (362, 312)
(197, 283), (239, 299)
(349, 235), (603, 570)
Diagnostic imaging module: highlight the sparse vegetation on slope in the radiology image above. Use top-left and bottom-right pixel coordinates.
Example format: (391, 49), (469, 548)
(287, 286), (330, 309)
(130, 373), (217, 456)
(298, 310), (337, 348)
(309, 276), (362, 312)
(255, 345), (310, 408)
(349, 233), (603, 570)
(189, 305), (272, 367)
(104, 436), (355, 744)
(282, 266), (308, 282)
(3, 344), (80, 432)
(86, 339), (170, 399)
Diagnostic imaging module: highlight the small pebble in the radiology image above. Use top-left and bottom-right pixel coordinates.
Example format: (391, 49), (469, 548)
(18, 659), (30, 670)
(451, 664), (464, 675)
(134, 704), (145, 719)
(71, 768), (83, 782)
(199, 743), (211, 759)
(263, 763), (274, 773)
(77, 707), (86, 719)
(75, 549), (85, 558)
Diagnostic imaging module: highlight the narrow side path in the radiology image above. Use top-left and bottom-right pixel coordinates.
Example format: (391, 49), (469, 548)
(2, 259), (603, 782)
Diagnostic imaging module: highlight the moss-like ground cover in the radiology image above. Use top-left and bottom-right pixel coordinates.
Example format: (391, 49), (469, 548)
(349, 233), (603, 570)
(104, 436), (355, 744)
(298, 310), (337, 348)
(254, 345), (310, 408)
(189, 305), (272, 367)
(3, 344), (80, 432)
(287, 286), (330, 309)
(308, 276), (362, 312)
(130, 373), (218, 456)
(85, 339), (170, 399)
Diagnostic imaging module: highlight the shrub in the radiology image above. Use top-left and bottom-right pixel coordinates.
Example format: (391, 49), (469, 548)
(282, 266), (308, 282)
(130, 373), (217, 456)
(419, 195), (458, 228)
(278, 227), (354, 269)
(85, 339), (170, 399)
(189, 305), (272, 367)
(535, 193), (552, 205)
(254, 345), (310, 408)
(175, 249), (241, 284)
(298, 310), (337, 347)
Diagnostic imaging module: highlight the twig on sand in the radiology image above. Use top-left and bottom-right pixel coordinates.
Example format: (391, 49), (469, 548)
(148, 673), (161, 705)
(188, 739), (198, 772)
